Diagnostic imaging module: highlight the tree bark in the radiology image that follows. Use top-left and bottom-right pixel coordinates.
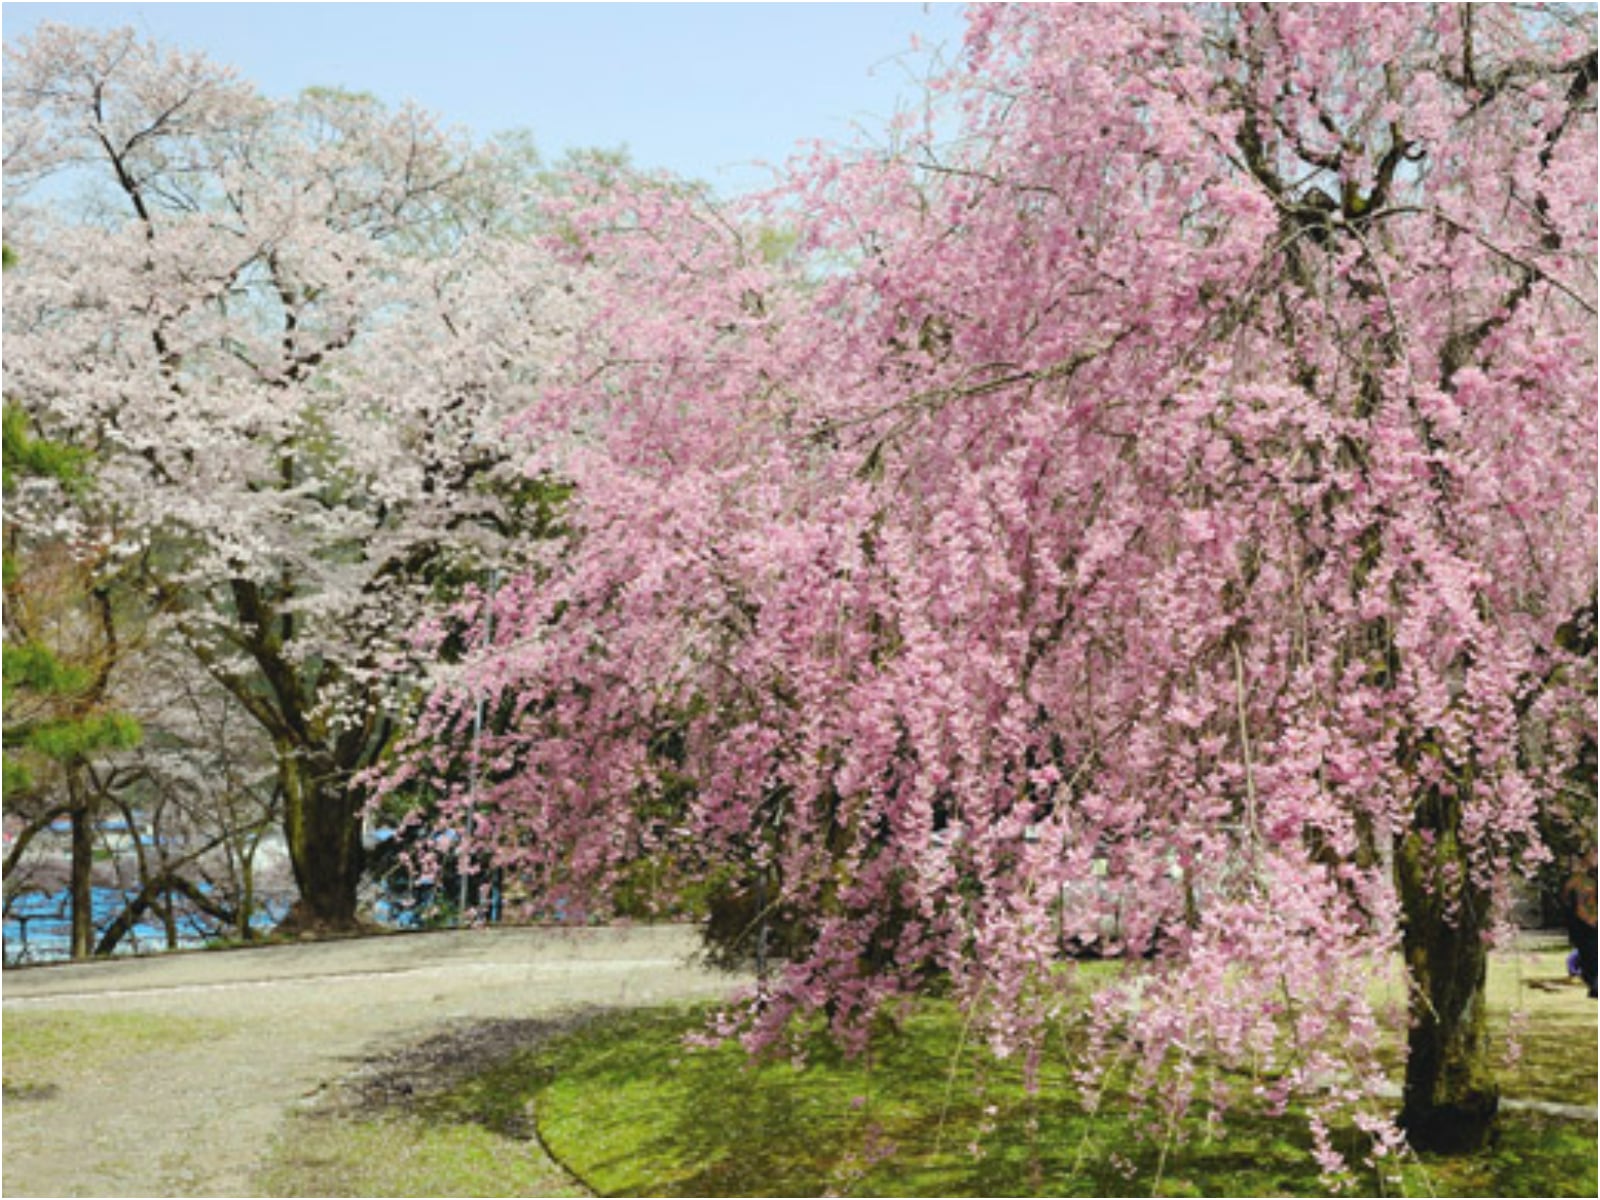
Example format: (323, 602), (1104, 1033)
(183, 579), (388, 938)
(237, 838), (259, 941)
(68, 772), (94, 960)
(1395, 784), (1500, 1154)
(93, 870), (235, 956)
(276, 745), (366, 935)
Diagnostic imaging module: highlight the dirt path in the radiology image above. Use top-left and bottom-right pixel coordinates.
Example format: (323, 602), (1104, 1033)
(1, 924), (741, 1197)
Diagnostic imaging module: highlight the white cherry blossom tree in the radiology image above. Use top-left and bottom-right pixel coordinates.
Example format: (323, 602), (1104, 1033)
(3, 23), (583, 930)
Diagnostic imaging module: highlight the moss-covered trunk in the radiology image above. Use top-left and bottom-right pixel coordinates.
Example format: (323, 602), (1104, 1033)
(278, 746), (366, 935)
(1395, 784), (1499, 1153)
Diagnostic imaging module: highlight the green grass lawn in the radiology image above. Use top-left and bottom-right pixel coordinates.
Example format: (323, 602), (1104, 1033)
(532, 1005), (1595, 1197)
(529, 945), (1596, 1198)
(254, 942), (1596, 1197)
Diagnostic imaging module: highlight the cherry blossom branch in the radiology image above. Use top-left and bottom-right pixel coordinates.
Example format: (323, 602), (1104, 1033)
(1368, 205), (1597, 316)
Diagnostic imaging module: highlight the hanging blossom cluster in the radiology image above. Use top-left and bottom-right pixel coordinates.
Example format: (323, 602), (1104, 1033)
(386, 4), (1596, 1172)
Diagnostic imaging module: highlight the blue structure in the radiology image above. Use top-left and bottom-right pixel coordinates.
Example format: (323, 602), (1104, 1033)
(3, 887), (288, 965)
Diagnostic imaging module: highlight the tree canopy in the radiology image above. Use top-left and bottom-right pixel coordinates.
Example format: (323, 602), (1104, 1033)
(389, 2), (1597, 1167)
(2, 22), (583, 929)
(5, 4), (1594, 1172)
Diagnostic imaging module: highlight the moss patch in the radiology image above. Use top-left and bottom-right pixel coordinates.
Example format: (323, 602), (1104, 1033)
(530, 954), (1596, 1198)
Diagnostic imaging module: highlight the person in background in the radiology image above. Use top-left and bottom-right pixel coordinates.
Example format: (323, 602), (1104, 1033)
(1561, 846), (1597, 999)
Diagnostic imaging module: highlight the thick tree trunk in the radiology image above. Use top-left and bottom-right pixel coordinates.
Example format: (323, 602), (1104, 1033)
(277, 746), (366, 936)
(1395, 806), (1500, 1154)
(197, 580), (392, 940)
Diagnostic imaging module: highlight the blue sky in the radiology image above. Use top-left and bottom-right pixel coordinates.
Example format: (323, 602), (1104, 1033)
(1, 2), (969, 195)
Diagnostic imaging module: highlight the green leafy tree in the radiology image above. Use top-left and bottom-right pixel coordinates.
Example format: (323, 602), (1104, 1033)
(3, 401), (141, 958)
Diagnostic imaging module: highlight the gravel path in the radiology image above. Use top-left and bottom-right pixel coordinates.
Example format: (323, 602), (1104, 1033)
(1, 924), (741, 1197)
